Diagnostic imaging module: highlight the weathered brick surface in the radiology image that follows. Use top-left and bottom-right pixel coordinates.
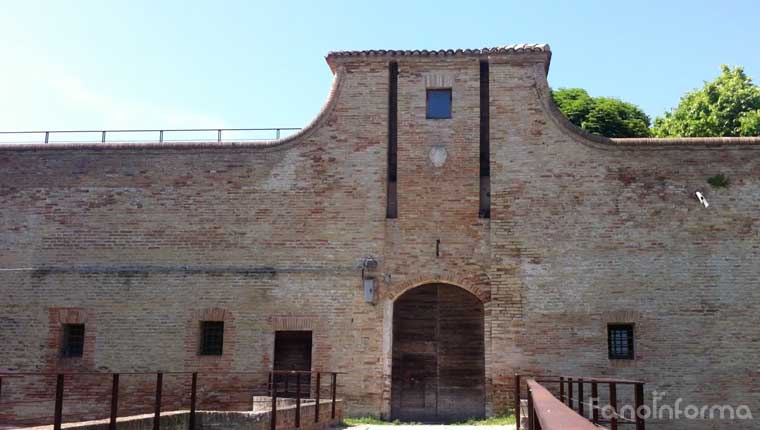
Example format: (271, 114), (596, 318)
(487, 59), (760, 429)
(1, 47), (759, 429)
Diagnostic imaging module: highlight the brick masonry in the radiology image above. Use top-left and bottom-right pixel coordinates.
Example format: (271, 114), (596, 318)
(1, 46), (760, 429)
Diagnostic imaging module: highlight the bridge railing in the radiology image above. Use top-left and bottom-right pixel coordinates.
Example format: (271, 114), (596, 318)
(515, 374), (645, 430)
(0, 128), (301, 144)
(0, 369), (340, 430)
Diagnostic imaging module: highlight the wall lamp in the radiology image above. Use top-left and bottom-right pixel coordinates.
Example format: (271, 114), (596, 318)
(362, 256), (378, 304)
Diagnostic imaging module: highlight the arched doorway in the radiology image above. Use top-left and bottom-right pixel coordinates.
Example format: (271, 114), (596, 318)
(390, 283), (485, 422)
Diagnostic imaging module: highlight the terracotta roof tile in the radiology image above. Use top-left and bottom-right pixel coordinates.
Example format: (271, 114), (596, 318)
(327, 43), (550, 59)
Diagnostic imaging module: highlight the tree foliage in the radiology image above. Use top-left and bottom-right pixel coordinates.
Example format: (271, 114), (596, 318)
(552, 88), (651, 138)
(653, 65), (760, 137)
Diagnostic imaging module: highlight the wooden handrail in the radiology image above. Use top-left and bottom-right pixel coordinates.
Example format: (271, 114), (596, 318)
(516, 373), (646, 430)
(526, 379), (604, 430)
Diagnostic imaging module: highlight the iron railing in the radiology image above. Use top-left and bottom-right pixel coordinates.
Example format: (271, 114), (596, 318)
(268, 370), (339, 430)
(515, 374), (645, 430)
(0, 128), (301, 144)
(0, 370), (340, 430)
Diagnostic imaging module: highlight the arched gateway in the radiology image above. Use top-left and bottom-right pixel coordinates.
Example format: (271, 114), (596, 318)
(390, 283), (485, 422)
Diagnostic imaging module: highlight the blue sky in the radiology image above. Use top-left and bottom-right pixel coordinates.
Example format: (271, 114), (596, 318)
(1, 0), (758, 136)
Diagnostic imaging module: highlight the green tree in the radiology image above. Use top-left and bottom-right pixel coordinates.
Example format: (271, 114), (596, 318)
(552, 88), (651, 138)
(738, 109), (760, 135)
(653, 65), (760, 137)
(552, 87), (594, 125)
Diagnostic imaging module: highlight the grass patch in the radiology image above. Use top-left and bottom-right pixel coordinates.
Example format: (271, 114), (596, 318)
(341, 417), (401, 426)
(451, 415), (516, 425)
(707, 173), (730, 188)
(341, 414), (515, 426)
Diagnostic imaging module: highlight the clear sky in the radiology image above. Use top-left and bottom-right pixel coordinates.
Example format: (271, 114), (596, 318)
(1, 0), (758, 135)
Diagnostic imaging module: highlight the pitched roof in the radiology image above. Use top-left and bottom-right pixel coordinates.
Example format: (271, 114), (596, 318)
(326, 43), (550, 59)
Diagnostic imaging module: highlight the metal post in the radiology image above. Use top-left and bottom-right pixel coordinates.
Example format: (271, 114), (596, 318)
(269, 372), (273, 396)
(154, 372), (163, 430)
(109, 374), (119, 430)
(45, 131), (50, 143)
(514, 374), (521, 430)
(0, 376), (3, 403)
(609, 382), (618, 430)
(314, 372), (321, 423)
(295, 373), (301, 428)
(189, 373), (197, 430)
(635, 383), (645, 430)
(591, 382), (599, 424)
(577, 379), (584, 417)
(217, 129), (222, 143)
(271, 377), (277, 430)
(526, 387), (533, 430)
(159, 130), (164, 144)
(276, 128), (281, 139)
(567, 378), (573, 408)
(331, 373), (337, 420)
(101, 131), (106, 143)
(559, 376), (564, 403)
(54, 374), (64, 430)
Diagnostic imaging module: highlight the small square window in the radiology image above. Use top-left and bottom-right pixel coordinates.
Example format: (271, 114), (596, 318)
(608, 324), (634, 360)
(200, 321), (224, 355)
(61, 324), (85, 358)
(426, 89), (452, 119)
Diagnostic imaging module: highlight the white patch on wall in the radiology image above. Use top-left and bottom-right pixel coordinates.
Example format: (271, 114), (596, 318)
(423, 73), (455, 88)
(262, 151), (299, 191)
(522, 259), (548, 278)
(429, 145), (448, 167)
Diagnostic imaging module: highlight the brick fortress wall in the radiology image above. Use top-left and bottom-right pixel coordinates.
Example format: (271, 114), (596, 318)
(1, 47), (759, 429)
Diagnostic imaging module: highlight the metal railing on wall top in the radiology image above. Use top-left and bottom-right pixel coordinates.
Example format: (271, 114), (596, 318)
(0, 128), (302, 144)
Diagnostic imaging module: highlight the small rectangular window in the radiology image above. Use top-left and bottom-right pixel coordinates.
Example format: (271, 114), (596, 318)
(200, 321), (224, 355)
(608, 324), (634, 360)
(426, 89), (452, 119)
(61, 324), (85, 358)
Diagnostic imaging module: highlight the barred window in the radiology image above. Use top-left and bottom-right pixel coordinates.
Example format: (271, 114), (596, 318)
(200, 321), (224, 355)
(608, 324), (634, 360)
(61, 324), (85, 358)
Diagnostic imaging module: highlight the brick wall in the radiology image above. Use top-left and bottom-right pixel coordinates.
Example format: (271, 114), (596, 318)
(486, 58), (760, 429)
(1, 47), (759, 429)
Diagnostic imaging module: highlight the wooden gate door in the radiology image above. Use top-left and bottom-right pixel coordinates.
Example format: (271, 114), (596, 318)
(391, 284), (484, 422)
(398, 352), (438, 421)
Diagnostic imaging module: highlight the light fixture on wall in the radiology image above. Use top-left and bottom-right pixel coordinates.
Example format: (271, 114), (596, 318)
(696, 191), (709, 208)
(361, 256), (378, 304)
(363, 278), (375, 303)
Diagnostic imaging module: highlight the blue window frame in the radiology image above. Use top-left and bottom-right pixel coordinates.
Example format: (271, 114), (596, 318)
(426, 89), (452, 119)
